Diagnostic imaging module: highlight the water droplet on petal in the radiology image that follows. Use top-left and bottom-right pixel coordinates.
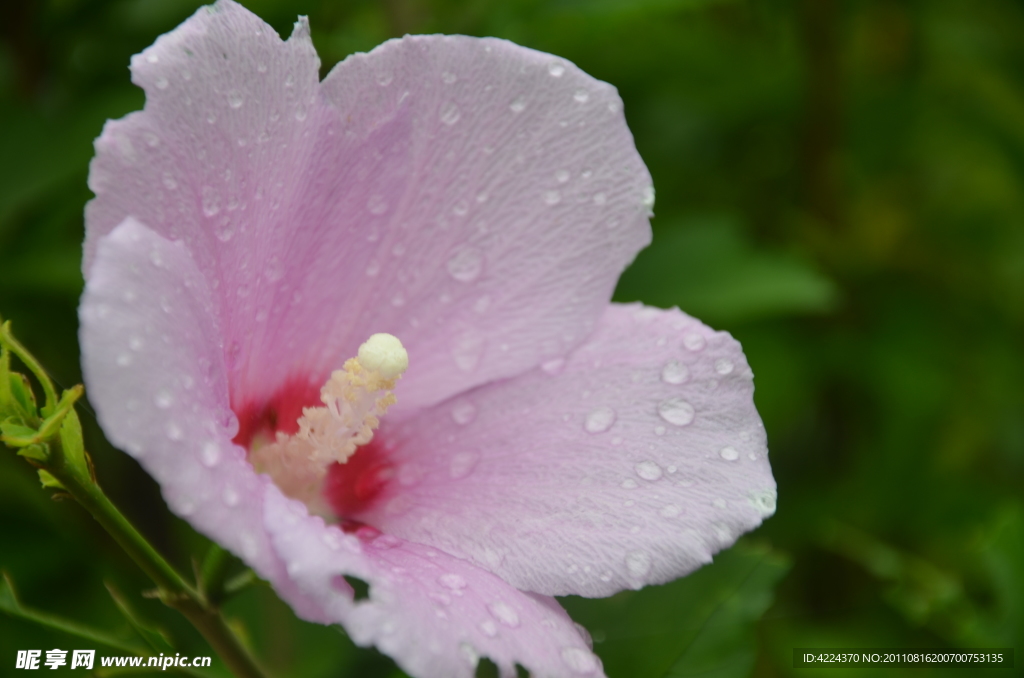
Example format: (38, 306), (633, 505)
(223, 485), (240, 506)
(555, 169), (571, 183)
(683, 331), (706, 351)
(451, 399), (477, 425)
(661, 361), (690, 384)
(447, 246), (483, 282)
(543, 190), (561, 205)
(367, 194), (388, 215)
(365, 260), (380, 277)
(452, 332), (484, 371)
(715, 358), (735, 375)
(548, 62), (566, 77)
(658, 398), (694, 426)
(441, 71), (457, 84)
(154, 389), (174, 409)
(625, 550), (652, 577)
(227, 89), (244, 108)
(200, 441), (220, 467)
(480, 620), (498, 637)
(749, 489), (777, 516)
(660, 504), (682, 518)
(509, 97), (527, 113)
(155, 77), (169, 90)
(584, 407), (615, 434)
(621, 478), (638, 489)
(541, 358), (566, 375)
(439, 573), (467, 590)
(719, 446), (739, 461)
(561, 647), (598, 674)
(440, 102), (461, 125)
(635, 460), (662, 481)
(165, 422), (183, 440)
(488, 601), (520, 628)
(449, 451), (479, 479)
(201, 186), (220, 217)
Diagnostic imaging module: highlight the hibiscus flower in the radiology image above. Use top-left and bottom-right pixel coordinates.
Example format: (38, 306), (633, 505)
(78, 2), (776, 676)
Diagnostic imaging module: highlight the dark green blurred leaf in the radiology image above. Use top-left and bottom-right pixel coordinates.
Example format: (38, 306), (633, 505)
(615, 214), (838, 324)
(105, 581), (176, 653)
(0, 572), (147, 654)
(561, 541), (789, 678)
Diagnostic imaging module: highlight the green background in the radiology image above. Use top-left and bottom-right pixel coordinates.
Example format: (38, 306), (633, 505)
(1, 0), (1022, 676)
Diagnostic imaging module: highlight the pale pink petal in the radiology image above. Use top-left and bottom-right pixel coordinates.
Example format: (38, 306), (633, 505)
(84, 0), (652, 417)
(78, 218), (327, 623)
(263, 488), (602, 678)
(356, 304), (775, 597)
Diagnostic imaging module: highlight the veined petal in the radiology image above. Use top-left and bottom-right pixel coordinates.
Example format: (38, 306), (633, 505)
(263, 488), (602, 678)
(356, 304), (776, 597)
(78, 218), (328, 622)
(83, 0), (652, 419)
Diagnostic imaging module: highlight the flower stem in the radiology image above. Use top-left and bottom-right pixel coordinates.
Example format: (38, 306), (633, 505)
(0, 317), (268, 678)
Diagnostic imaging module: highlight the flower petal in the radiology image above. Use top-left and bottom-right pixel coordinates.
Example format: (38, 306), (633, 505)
(263, 487), (603, 678)
(359, 304), (776, 597)
(78, 218), (327, 622)
(84, 0), (652, 416)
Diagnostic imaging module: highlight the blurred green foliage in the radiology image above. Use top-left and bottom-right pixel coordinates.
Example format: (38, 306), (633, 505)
(2, 0), (1023, 676)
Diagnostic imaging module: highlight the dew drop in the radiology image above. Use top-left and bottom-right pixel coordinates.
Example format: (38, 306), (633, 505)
(129, 335), (144, 351)
(541, 357), (566, 375)
(439, 573), (467, 590)
(227, 89), (244, 108)
(560, 647), (598, 674)
(154, 389), (174, 409)
(658, 398), (695, 426)
(449, 451), (479, 479)
(116, 353), (132, 367)
(441, 71), (457, 84)
(555, 169), (571, 183)
(625, 550), (652, 577)
(621, 478), (638, 489)
(573, 89), (590, 103)
(155, 77), (169, 90)
(439, 102), (461, 125)
(452, 332), (484, 371)
(584, 407), (615, 434)
(200, 441), (220, 467)
(749, 489), (777, 517)
(660, 504), (682, 518)
(367, 194), (388, 215)
(294, 105), (307, 122)
(201, 186), (220, 217)
(715, 358), (735, 375)
(635, 461), (663, 481)
(162, 173), (177, 190)
(365, 260), (380, 277)
(489, 601), (520, 628)
(661, 361), (690, 384)
(543, 190), (562, 205)
(719, 446), (739, 461)
(682, 331), (706, 351)
(480, 620), (498, 637)
(377, 72), (393, 87)
(593, 192), (607, 206)
(642, 185), (655, 209)
(548, 62), (566, 77)
(451, 400), (477, 425)
(509, 97), (527, 113)
(145, 53), (159, 64)
(165, 422), (183, 441)
(446, 246), (483, 282)
(223, 485), (240, 507)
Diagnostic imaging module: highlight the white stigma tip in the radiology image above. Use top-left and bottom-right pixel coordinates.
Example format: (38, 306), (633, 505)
(358, 333), (408, 380)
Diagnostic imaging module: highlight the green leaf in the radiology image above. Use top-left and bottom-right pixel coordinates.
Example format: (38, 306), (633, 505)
(560, 542), (790, 678)
(105, 581), (176, 654)
(9, 372), (39, 420)
(37, 469), (64, 490)
(59, 406), (89, 476)
(615, 214), (838, 324)
(0, 573), (147, 655)
(1, 419), (38, 448)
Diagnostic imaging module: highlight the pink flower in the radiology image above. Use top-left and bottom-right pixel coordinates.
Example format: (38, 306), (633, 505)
(78, 2), (776, 676)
